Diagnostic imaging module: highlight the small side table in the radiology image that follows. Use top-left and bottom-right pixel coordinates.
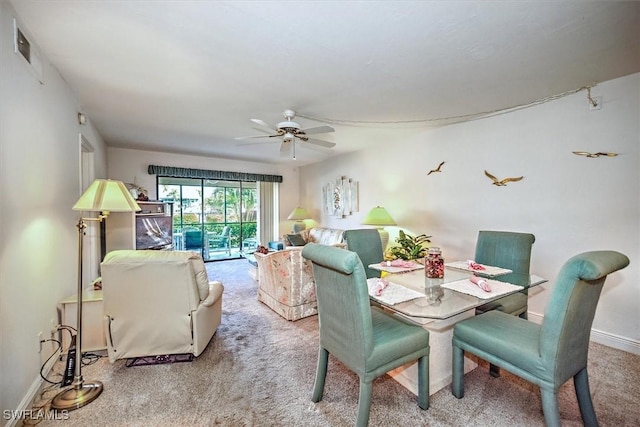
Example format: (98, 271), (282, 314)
(59, 289), (106, 352)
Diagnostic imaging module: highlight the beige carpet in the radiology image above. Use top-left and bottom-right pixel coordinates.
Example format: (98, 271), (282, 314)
(30, 258), (640, 426)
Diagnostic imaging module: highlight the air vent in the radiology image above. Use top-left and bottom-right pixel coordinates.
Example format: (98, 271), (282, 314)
(13, 18), (43, 83)
(16, 27), (30, 61)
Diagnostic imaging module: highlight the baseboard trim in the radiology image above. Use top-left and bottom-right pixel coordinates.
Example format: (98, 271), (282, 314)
(528, 311), (640, 356)
(7, 354), (57, 427)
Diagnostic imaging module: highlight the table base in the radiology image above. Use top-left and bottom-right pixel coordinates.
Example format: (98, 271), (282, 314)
(387, 310), (477, 396)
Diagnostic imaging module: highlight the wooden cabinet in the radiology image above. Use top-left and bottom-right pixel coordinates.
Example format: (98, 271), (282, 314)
(106, 201), (174, 251)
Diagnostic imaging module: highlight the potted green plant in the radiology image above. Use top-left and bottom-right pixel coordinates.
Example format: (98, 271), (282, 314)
(386, 230), (431, 260)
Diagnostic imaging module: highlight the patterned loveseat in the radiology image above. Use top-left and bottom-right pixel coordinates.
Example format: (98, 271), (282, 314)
(254, 227), (344, 320)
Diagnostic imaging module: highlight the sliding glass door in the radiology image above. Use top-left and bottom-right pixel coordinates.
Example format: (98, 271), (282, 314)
(158, 177), (257, 261)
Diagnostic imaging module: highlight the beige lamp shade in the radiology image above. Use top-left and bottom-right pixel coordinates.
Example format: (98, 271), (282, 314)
(362, 206), (396, 251)
(73, 179), (141, 213)
(287, 207), (310, 221)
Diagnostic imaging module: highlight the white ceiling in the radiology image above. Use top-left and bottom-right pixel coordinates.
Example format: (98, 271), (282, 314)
(10, 1), (640, 165)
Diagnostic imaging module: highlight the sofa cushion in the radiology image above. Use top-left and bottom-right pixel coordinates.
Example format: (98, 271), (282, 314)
(307, 228), (345, 245)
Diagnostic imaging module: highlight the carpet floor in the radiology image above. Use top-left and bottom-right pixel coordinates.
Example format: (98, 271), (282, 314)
(31, 258), (640, 426)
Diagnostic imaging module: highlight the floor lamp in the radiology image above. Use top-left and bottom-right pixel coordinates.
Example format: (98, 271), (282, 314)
(51, 179), (140, 411)
(362, 206), (397, 251)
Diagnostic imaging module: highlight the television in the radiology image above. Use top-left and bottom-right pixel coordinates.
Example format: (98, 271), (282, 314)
(136, 216), (173, 250)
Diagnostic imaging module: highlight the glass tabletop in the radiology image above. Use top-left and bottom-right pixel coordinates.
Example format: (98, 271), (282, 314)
(370, 267), (547, 321)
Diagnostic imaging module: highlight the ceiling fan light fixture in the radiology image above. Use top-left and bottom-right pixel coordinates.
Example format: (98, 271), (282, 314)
(283, 132), (295, 143)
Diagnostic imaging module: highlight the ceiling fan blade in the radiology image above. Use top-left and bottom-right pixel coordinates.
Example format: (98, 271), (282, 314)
(300, 125), (335, 135)
(238, 139), (281, 146)
(251, 118), (278, 131)
(234, 134), (278, 140)
(299, 137), (336, 148)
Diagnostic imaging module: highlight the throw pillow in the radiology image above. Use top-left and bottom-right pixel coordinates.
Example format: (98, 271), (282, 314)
(286, 233), (307, 247)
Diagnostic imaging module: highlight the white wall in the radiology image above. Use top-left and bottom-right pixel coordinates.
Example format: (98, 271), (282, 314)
(300, 73), (640, 353)
(107, 147), (301, 238)
(0, 2), (108, 422)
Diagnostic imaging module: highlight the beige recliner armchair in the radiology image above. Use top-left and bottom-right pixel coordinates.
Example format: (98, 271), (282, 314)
(101, 250), (223, 363)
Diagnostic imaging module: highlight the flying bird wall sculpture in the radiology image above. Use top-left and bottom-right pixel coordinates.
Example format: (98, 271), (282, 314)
(427, 161), (446, 175)
(484, 170), (524, 186)
(572, 151), (618, 158)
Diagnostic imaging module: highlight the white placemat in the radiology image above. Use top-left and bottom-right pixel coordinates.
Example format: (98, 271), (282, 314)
(445, 260), (512, 277)
(441, 278), (523, 299)
(368, 261), (424, 274)
(366, 278), (424, 305)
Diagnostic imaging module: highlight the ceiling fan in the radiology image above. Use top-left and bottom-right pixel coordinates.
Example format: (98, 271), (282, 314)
(235, 109), (335, 159)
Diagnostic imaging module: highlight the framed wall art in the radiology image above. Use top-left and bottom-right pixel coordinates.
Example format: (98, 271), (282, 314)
(323, 176), (358, 218)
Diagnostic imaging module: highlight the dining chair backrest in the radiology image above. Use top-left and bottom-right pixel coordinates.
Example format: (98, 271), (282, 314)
(474, 230), (535, 287)
(301, 243), (374, 370)
(452, 250), (629, 426)
(344, 229), (384, 279)
(540, 250), (629, 383)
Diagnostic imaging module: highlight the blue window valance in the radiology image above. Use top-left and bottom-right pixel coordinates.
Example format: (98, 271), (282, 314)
(147, 165), (283, 183)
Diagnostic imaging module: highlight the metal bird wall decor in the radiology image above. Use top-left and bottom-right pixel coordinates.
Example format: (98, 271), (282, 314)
(484, 170), (524, 186)
(572, 151), (618, 158)
(427, 161), (446, 175)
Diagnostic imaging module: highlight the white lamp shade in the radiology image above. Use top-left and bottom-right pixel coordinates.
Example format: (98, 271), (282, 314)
(73, 179), (141, 212)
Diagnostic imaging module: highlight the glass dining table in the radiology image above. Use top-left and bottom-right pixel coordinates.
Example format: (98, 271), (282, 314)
(371, 266), (547, 324)
(368, 263), (547, 397)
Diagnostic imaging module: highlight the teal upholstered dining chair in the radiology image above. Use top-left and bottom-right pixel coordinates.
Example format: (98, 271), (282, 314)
(344, 229), (385, 279)
(301, 243), (430, 427)
(452, 250), (629, 427)
(474, 230), (536, 319)
(473, 230), (536, 377)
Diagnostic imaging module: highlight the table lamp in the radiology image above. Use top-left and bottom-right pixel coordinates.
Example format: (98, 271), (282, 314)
(362, 206), (397, 250)
(51, 179), (140, 411)
(287, 207), (310, 233)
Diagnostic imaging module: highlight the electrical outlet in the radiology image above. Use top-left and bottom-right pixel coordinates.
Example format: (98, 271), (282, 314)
(590, 96), (602, 111)
(37, 331), (43, 353)
(50, 319), (59, 335)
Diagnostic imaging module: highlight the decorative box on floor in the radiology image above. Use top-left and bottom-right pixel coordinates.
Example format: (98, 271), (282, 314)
(247, 254), (258, 281)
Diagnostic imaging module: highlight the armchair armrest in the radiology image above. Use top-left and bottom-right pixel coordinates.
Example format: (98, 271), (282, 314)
(202, 281), (224, 307)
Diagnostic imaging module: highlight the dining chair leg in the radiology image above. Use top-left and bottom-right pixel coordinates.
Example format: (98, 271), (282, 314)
(312, 348), (329, 402)
(574, 368), (599, 427)
(540, 388), (562, 427)
(355, 379), (373, 427)
(418, 355), (430, 409)
(452, 343), (465, 398)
